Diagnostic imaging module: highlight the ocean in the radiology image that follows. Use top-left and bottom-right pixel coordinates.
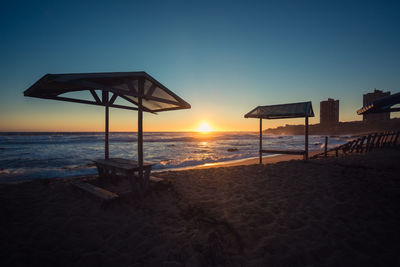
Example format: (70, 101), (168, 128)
(0, 132), (349, 181)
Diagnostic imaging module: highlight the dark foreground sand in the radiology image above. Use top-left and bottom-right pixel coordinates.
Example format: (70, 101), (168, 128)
(1, 149), (399, 266)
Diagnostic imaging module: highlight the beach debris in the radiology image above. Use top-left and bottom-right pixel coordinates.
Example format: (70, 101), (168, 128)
(227, 148), (239, 152)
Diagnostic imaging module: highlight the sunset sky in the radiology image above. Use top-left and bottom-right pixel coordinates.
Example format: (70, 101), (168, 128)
(0, 0), (399, 132)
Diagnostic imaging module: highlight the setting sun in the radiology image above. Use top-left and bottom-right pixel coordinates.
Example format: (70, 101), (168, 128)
(196, 122), (213, 133)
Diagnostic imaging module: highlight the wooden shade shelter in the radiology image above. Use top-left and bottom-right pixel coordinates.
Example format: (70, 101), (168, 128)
(244, 101), (314, 163)
(24, 71), (191, 180)
(357, 92), (400, 115)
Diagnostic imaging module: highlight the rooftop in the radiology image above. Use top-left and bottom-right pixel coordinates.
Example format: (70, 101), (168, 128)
(244, 101), (314, 119)
(24, 72), (191, 113)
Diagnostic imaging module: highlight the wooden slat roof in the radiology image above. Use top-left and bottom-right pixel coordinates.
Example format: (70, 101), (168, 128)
(357, 92), (400, 115)
(244, 101), (314, 119)
(24, 71), (191, 113)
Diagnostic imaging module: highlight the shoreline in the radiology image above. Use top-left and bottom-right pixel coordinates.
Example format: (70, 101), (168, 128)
(1, 151), (324, 184)
(159, 151), (321, 171)
(192, 150), (323, 169)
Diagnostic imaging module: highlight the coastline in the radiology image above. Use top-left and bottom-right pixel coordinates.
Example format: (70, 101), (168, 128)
(1, 131), (344, 182)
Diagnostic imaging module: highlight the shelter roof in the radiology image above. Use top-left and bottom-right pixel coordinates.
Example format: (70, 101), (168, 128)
(357, 92), (400, 115)
(244, 101), (314, 119)
(24, 72), (191, 113)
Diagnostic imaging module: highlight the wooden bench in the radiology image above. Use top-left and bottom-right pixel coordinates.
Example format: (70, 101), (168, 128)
(94, 158), (154, 195)
(260, 149), (306, 160)
(73, 181), (119, 201)
(260, 149), (305, 155)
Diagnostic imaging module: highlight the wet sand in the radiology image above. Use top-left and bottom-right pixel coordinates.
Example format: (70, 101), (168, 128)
(0, 148), (399, 266)
(190, 150), (323, 169)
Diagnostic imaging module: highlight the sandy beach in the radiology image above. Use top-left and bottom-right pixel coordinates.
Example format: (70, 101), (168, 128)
(1, 148), (399, 266)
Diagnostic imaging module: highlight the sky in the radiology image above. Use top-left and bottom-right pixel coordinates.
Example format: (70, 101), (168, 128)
(0, 0), (399, 132)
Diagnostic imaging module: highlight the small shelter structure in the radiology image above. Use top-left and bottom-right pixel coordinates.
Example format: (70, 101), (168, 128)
(244, 101), (314, 163)
(357, 92), (400, 115)
(24, 71), (191, 191)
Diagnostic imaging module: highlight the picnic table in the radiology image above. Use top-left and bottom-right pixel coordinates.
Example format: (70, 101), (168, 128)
(94, 158), (154, 195)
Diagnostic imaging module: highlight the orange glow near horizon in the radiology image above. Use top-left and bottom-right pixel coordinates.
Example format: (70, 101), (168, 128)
(196, 122), (213, 133)
(2, 104), (386, 132)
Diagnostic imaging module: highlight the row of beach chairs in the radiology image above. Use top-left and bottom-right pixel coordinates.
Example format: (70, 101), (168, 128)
(312, 130), (400, 159)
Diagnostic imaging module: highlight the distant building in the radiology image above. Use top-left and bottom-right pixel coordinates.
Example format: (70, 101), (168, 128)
(363, 89), (390, 124)
(320, 98), (339, 127)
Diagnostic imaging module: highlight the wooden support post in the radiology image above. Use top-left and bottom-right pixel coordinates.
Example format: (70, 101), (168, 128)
(364, 134), (372, 152)
(385, 131), (392, 146)
(392, 131), (397, 145)
(369, 133), (377, 151)
(381, 132), (387, 147)
(380, 132), (387, 148)
(138, 79), (144, 182)
(386, 131), (393, 147)
(350, 138), (359, 153)
(392, 131), (400, 146)
(103, 91), (109, 160)
(388, 131), (395, 146)
(341, 143), (347, 155)
(384, 131), (390, 147)
(375, 133), (383, 149)
(305, 116), (309, 160)
(392, 131), (397, 146)
(259, 118), (262, 164)
(357, 136), (366, 153)
(380, 132), (386, 147)
(343, 141), (351, 155)
(386, 131), (391, 146)
(324, 136), (328, 157)
(384, 131), (390, 146)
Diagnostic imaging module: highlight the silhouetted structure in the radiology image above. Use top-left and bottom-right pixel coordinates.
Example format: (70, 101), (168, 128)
(245, 101), (314, 162)
(264, 118), (400, 135)
(24, 72), (191, 195)
(363, 89), (390, 125)
(320, 98), (339, 127)
(358, 92), (400, 115)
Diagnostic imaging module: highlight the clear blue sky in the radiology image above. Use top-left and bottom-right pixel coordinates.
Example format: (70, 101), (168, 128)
(1, 0), (399, 131)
